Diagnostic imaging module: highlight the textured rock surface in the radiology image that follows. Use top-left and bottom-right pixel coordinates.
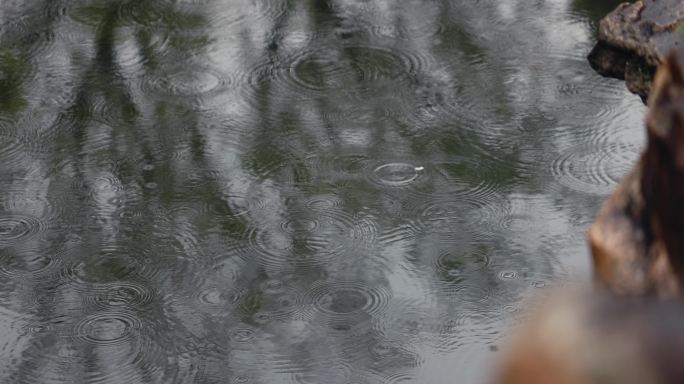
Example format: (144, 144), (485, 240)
(588, 0), (684, 100)
(587, 49), (684, 298)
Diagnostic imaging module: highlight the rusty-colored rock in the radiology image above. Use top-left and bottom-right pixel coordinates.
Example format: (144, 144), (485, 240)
(587, 49), (684, 297)
(496, 290), (684, 384)
(642, 48), (684, 278)
(588, 0), (684, 101)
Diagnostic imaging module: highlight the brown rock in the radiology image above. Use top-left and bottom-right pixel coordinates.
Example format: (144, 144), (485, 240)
(587, 49), (684, 297)
(588, 0), (684, 101)
(498, 36), (684, 384)
(642, 48), (684, 278)
(496, 290), (684, 384)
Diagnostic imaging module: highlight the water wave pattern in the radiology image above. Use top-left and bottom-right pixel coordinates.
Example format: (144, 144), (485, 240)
(0, 130), (28, 170)
(550, 142), (641, 195)
(0, 0), (648, 383)
(228, 208), (378, 269)
(300, 280), (392, 333)
(0, 247), (62, 280)
(234, 44), (431, 109)
(0, 214), (48, 249)
(59, 245), (168, 290)
(175, 0), (287, 29)
(138, 64), (232, 99)
(85, 281), (155, 309)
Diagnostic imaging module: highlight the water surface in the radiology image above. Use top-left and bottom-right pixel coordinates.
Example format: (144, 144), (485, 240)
(0, 0), (645, 383)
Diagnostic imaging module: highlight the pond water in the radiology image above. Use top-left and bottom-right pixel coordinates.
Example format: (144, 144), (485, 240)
(0, 0), (645, 383)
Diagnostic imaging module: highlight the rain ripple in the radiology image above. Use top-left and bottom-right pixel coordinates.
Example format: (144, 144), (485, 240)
(60, 246), (165, 290)
(0, 214), (48, 248)
(0, 128), (27, 169)
(196, 286), (241, 308)
(550, 142), (641, 195)
(289, 46), (422, 92)
(412, 195), (504, 241)
(429, 310), (505, 353)
(368, 160), (504, 201)
(0, 247), (61, 279)
(366, 21), (446, 41)
(302, 281), (391, 329)
(76, 312), (141, 346)
(305, 195), (343, 211)
(229, 324), (257, 343)
(371, 163), (422, 187)
(72, 311), (177, 384)
(166, 0), (287, 29)
(85, 281), (154, 310)
(229, 209), (378, 269)
(381, 372), (418, 383)
(0, 5), (56, 70)
(433, 245), (492, 282)
(237, 44), (429, 106)
(138, 64), (231, 100)
(235, 280), (305, 324)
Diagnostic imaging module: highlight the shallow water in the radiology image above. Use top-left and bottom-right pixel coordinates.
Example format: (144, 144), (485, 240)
(0, 0), (645, 383)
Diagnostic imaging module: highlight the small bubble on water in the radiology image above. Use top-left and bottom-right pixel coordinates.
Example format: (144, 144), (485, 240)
(499, 270), (518, 280)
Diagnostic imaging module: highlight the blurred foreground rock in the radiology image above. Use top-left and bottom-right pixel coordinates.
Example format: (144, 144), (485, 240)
(496, 290), (684, 384)
(497, 11), (684, 384)
(588, 0), (684, 101)
(587, 49), (684, 297)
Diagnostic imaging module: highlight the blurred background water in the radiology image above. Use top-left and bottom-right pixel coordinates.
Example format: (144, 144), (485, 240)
(0, 0), (644, 383)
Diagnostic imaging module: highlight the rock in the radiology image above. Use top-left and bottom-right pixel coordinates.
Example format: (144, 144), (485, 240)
(587, 49), (684, 297)
(588, 0), (684, 101)
(497, 18), (684, 384)
(641, 47), (684, 280)
(496, 289), (684, 384)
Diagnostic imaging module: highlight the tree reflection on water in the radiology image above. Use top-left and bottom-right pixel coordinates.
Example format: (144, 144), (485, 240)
(0, 0), (645, 383)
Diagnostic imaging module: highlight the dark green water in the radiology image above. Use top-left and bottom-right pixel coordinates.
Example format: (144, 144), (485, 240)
(0, 0), (645, 383)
